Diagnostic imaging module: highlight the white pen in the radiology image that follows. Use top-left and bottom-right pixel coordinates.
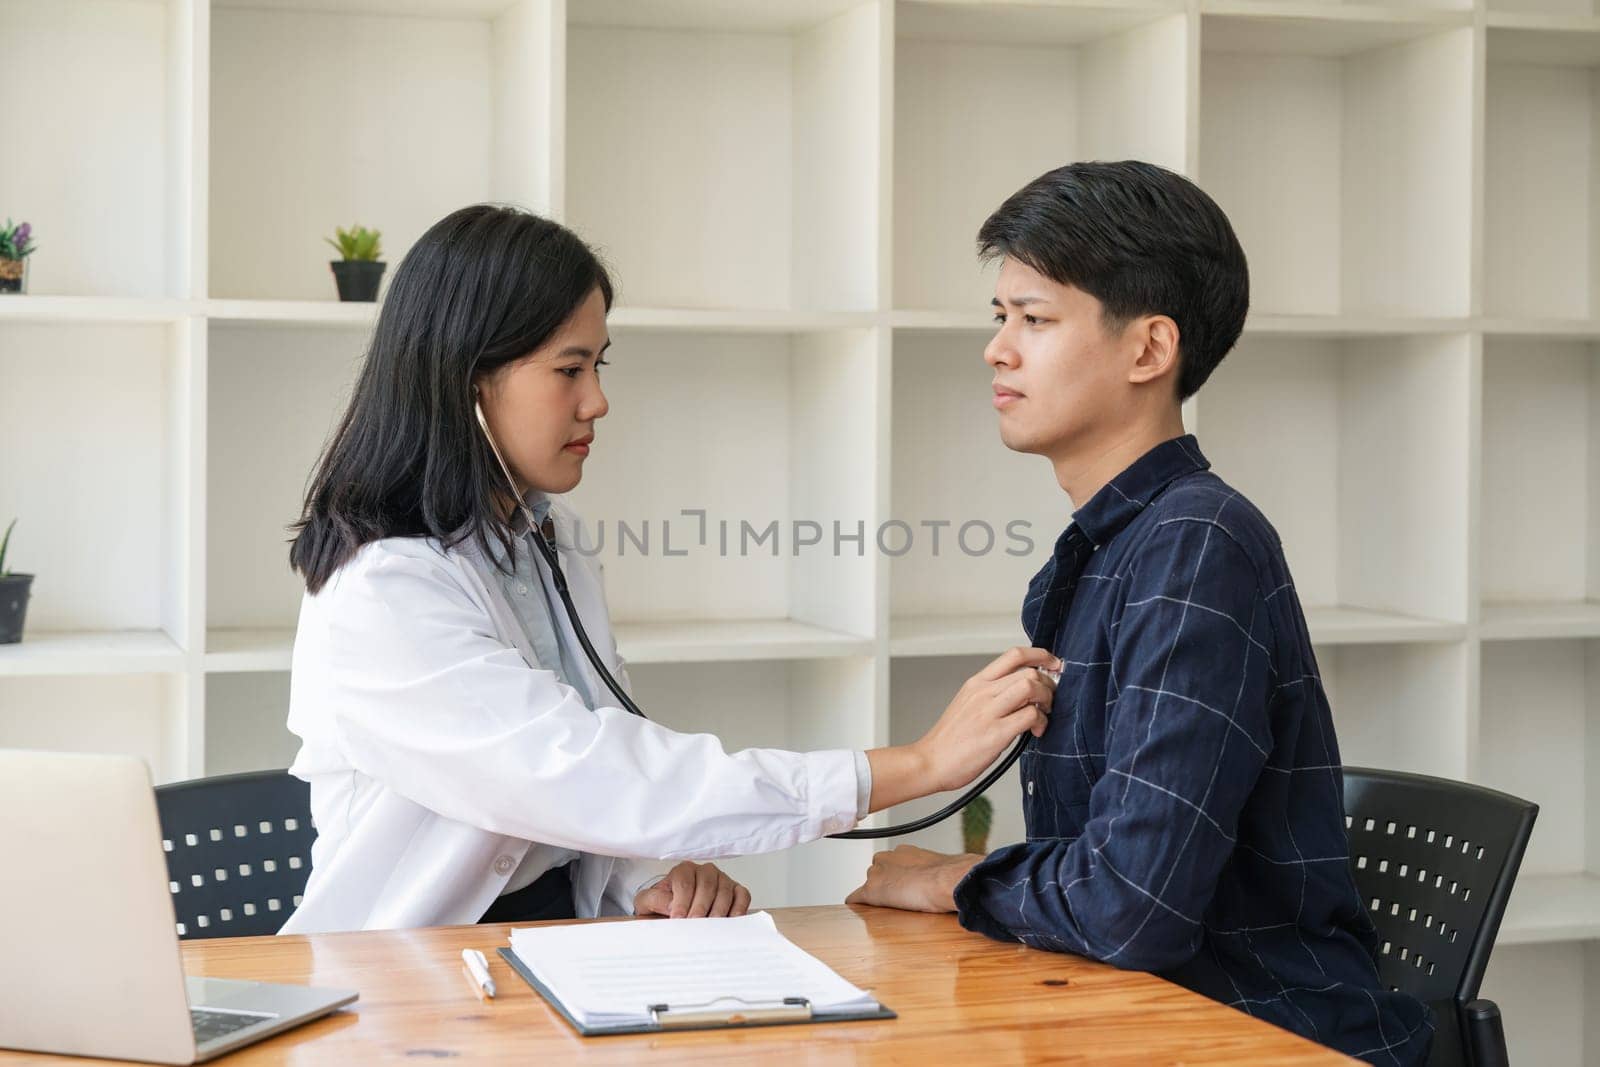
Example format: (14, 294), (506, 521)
(461, 947), (497, 999)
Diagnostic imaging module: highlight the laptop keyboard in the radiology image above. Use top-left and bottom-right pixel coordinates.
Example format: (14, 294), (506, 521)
(191, 1007), (276, 1044)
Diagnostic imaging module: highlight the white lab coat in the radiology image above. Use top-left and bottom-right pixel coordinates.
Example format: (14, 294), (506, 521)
(279, 501), (861, 933)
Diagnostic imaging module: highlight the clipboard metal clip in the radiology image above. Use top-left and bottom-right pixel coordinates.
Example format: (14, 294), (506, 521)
(647, 996), (813, 1029)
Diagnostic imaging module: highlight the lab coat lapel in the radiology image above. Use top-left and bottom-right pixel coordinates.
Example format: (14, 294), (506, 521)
(456, 528), (618, 918)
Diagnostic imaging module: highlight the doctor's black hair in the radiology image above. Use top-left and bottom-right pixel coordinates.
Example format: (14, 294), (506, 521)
(977, 160), (1249, 402)
(290, 203), (613, 594)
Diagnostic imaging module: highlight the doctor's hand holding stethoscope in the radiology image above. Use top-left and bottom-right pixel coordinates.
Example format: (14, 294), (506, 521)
(277, 205), (1058, 934)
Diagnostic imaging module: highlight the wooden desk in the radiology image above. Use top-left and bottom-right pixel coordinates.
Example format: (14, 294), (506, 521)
(2, 906), (1351, 1065)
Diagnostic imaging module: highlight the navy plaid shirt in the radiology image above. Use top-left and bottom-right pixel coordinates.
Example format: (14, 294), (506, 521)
(953, 435), (1433, 1066)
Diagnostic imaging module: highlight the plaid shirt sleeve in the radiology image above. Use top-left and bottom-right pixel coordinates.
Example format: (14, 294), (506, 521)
(953, 515), (1276, 971)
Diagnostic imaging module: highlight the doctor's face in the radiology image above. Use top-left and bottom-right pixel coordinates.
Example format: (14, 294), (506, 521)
(475, 285), (611, 496)
(984, 258), (1139, 468)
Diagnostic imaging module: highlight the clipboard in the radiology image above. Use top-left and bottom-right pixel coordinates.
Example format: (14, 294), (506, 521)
(496, 947), (897, 1036)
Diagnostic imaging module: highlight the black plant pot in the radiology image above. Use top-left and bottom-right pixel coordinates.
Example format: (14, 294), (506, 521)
(331, 260), (386, 302)
(0, 573), (33, 644)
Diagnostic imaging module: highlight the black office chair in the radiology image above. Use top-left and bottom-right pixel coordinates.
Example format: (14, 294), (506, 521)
(1343, 767), (1537, 1067)
(154, 770), (317, 939)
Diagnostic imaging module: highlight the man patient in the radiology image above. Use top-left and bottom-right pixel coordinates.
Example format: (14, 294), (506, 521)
(846, 161), (1433, 1067)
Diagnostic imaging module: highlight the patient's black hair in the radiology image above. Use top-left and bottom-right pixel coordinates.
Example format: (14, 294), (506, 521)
(978, 161), (1249, 402)
(290, 204), (613, 594)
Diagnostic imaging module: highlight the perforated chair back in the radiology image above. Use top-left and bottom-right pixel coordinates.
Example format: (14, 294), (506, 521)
(154, 770), (316, 939)
(1342, 767), (1536, 1004)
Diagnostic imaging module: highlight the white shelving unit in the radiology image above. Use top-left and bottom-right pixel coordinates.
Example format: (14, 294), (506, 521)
(2, 0), (1597, 1059)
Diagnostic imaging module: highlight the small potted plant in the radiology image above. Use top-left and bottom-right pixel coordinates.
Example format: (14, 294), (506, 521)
(0, 219), (37, 295)
(325, 224), (385, 302)
(961, 794), (993, 855)
(0, 520), (33, 644)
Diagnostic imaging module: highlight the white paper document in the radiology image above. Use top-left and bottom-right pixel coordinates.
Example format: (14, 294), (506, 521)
(508, 911), (882, 1029)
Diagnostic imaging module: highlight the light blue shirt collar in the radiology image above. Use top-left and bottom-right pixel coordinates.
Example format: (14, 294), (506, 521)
(522, 489), (553, 533)
(485, 490), (554, 568)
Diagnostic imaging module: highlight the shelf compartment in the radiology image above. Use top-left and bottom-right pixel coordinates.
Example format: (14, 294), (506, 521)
(613, 619), (872, 664)
(607, 308), (878, 333)
(889, 614), (1027, 659)
(0, 673), (191, 782)
(208, 325), (880, 653)
(214, 0), (530, 14)
(624, 657), (878, 907)
(1478, 636), (1600, 1061)
(889, 310), (1478, 338)
(568, 0), (869, 34)
(1476, 636), (1598, 1061)
(1486, 27), (1600, 319)
(0, 297), (198, 324)
(1303, 607), (1465, 645)
(206, 324), (364, 633)
(204, 301), (878, 333)
(0, 631), (186, 678)
(1244, 313), (1473, 338)
(885, 654), (1027, 857)
(1481, 317), (1600, 339)
(893, 1), (1189, 311)
(1481, 340), (1600, 609)
(1483, 601), (1600, 641)
(205, 620), (874, 672)
(0, 0), (199, 298)
(1499, 871), (1600, 944)
(204, 671), (300, 776)
(888, 310), (996, 332)
(1480, 941), (1600, 1067)
(1486, 0), (1600, 28)
(1478, 639), (1598, 882)
(888, 330), (1069, 623)
(1488, 18), (1600, 62)
(210, 0), (558, 301)
(1200, 15), (1472, 316)
(886, 607), (1461, 659)
(567, 328), (880, 642)
(1202, 6), (1469, 54)
(204, 629), (296, 674)
(1199, 334), (1472, 627)
(0, 321), (195, 641)
(566, 2), (882, 312)
(204, 300), (378, 329)
(1316, 641), (1471, 780)
(1206, 0), (1471, 14)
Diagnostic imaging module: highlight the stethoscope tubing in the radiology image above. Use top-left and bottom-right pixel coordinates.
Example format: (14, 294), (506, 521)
(527, 523), (1026, 841)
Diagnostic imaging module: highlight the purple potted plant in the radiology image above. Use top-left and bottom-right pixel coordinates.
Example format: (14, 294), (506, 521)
(0, 220), (36, 295)
(0, 520), (32, 644)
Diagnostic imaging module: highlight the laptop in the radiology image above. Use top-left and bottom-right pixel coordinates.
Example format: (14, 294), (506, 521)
(0, 750), (357, 1064)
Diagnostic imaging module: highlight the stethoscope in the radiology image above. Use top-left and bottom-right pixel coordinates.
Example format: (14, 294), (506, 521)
(473, 397), (1041, 840)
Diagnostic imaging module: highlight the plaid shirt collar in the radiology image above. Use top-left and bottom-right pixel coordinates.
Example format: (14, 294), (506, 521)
(1070, 434), (1211, 549)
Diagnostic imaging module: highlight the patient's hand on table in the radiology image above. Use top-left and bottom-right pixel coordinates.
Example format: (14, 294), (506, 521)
(845, 845), (982, 913)
(634, 861), (752, 919)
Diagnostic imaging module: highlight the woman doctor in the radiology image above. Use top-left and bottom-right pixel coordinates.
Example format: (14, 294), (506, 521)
(279, 205), (1059, 933)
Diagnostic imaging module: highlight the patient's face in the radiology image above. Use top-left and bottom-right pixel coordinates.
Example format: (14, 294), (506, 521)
(475, 285), (611, 496)
(984, 258), (1134, 464)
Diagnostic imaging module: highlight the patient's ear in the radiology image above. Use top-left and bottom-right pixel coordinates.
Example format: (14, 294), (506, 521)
(1127, 315), (1181, 389)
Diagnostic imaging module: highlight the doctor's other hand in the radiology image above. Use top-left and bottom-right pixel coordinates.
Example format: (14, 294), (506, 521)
(633, 861), (752, 919)
(866, 646), (1059, 812)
